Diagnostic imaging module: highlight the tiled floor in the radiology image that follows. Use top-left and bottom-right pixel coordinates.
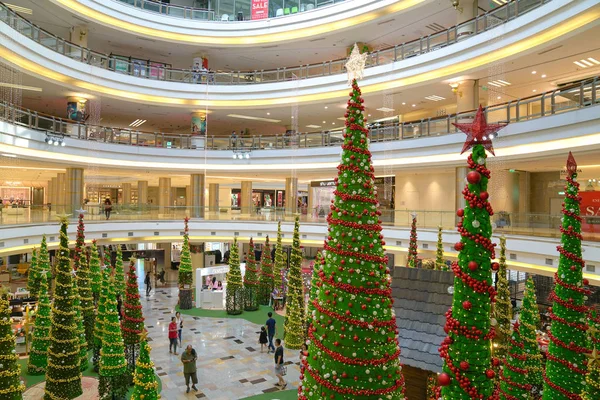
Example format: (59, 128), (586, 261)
(138, 264), (300, 400)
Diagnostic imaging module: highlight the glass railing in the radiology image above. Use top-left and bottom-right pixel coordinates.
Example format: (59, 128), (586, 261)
(1, 77), (598, 151)
(0, 205), (598, 243)
(0, 0), (551, 85)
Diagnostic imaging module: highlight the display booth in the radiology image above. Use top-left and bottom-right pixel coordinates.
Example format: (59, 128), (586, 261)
(195, 263), (246, 309)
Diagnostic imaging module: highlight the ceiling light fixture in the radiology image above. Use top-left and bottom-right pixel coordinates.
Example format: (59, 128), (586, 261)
(5, 3), (33, 14)
(401, 102), (406, 105)
(1, 153), (17, 158)
(487, 80), (511, 87)
(412, 104), (416, 107)
(266, 112), (270, 115)
(425, 95), (446, 101)
(322, 121), (326, 124)
(492, 0), (508, 5)
(497, 96), (501, 99)
(573, 57), (600, 68)
(0, 82), (42, 92)
(531, 71), (537, 74)
(306, 125), (321, 129)
(129, 119), (147, 128)
(376, 107), (395, 112)
(227, 114), (281, 123)
(541, 74), (547, 78)
(324, 106), (328, 109)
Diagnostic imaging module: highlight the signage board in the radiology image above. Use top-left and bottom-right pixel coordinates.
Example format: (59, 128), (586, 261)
(251, 0), (269, 20)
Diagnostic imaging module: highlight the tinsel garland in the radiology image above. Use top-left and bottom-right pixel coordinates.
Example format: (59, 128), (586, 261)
(283, 217), (306, 350)
(0, 295), (25, 398)
(407, 216), (418, 268)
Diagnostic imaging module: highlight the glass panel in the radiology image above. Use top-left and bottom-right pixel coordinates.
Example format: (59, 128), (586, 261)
(167, 6), (186, 18)
(217, 0), (234, 20)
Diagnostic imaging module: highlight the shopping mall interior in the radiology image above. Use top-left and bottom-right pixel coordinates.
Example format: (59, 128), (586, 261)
(1, 0), (600, 399)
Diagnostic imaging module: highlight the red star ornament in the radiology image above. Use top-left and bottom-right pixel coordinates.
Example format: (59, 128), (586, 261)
(453, 105), (507, 156)
(566, 151), (577, 176)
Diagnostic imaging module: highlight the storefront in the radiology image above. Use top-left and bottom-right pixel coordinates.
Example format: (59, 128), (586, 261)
(231, 189), (281, 209)
(195, 264), (247, 309)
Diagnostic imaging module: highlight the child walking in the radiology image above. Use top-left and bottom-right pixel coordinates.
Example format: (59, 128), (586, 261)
(259, 326), (268, 353)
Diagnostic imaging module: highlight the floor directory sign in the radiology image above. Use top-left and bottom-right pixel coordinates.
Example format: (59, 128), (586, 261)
(251, 0), (269, 19)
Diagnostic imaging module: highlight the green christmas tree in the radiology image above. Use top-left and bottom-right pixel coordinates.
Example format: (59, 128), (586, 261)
(99, 275), (128, 400)
(274, 221), (285, 293)
(225, 238), (244, 315)
(520, 277), (543, 398)
(178, 217), (194, 309)
(90, 240), (102, 303)
(44, 216), (82, 400)
(72, 277), (88, 372)
(93, 267), (111, 372)
(26, 247), (39, 296)
(0, 292), (25, 399)
(284, 216), (305, 350)
(74, 213), (86, 272)
(131, 332), (159, 400)
(498, 322), (531, 400)
(435, 226), (447, 271)
(306, 250), (323, 321)
(582, 310), (600, 400)
(28, 271), (52, 374)
(258, 236), (274, 305)
(543, 153), (590, 400)
(243, 238), (260, 311)
(121, 259), (145, 379)
(75, 215), (95, 345)
(407, 214), (418, 268)
(299, 78), (405, 399)
(492, 236), (513, 371)
(114, 246), (126, 298)
(103, 247), (112, 270)
(439, 106), (505, 399)
(38, 235), (51, 292)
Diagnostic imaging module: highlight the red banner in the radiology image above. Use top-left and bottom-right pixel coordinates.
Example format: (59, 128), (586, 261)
(251, 0), (269, 20)
(581, 191), (600, 233)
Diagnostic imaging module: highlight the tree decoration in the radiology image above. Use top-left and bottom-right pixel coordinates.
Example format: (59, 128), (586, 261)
(75, 215), (95, 345)
(89, 240), (102, 303)
(284, 216), (306, 350)
(44, 216), (83, 400)
(131, 331), (160, 400)
(456, 105), (506, 156)
(74, 213), (85, 272)
(407, 214), (418, 268)
(93, 268), (111, 372)
(72, 277), (88, 372)
(427, 373), (442, 400)
(38, 235), (51, 293)
(439, 106), (505, 400)
(492, 236), (513, 374)
(121, 259), (145, 380)
(178, 217), (194, 310)
(243, 238), (260, 311)
(28, 271), (52, 374)
(258, 236), (275, 305)
(299, 80), (406, 399)
(307, 251), (324, 320)
(582, 311), (600, 400)
(0, 293), (25, 399)
(274, 221), (285, 293)
(345, 43), (368, 85)
(103, 247), (112, 270)
(498, 322), (531, 400)
(26, 247), (39, 296)
(543, 152), (591, 400)
(436, 226), (447, 271)
(114, 245), (126, 299)
(99, 275), (128, 400)
(225, 238), (244, 315)
(520, 277), (543, 398)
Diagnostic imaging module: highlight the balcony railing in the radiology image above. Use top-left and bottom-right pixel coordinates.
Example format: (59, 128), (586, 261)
(0, 0), (551, 85)
(1, 77), (598, 151)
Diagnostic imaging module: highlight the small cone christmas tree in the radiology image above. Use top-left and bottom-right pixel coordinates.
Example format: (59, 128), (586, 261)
(274, 221), (285, 293)
(28, 271), (52, 374)
(99, 275), (128, 400)
(178, 217), (194, 310)
(0, 292), (25, 399)
(582, 311), (600, 400)
(131, 331), (159, 400)
(72, 277), (88, 372)
(543, 153), (591, 400)
(114, 245), (125, 299)
(284, 216), (305, 350)
(299, 74), (406, 399)
(258, 236), (274, 305)
(121, 259), (145, 378)
(306, 251), (323, 322)
(38, 235), (51, 292)
(93, 267), (111, 372)
(226, 238), (244, 315)
(492, 236), (513, 372)
(243, 238), (260, 311)
(498, 322), (531, 400)
(44, 216), (82, 400)
(407, 214), (418, 268)
(520, 277), (543, 398)
(26, 248), (39, 296)
(74, 213), (85, 272)
(435, 226), (447, 271)
(103, 247), (112, 270)
(75, 215), (95, 345)
(90, 240), (102, 303)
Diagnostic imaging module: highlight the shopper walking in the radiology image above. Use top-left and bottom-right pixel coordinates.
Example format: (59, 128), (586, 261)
(175, 311), (183, 346)
(104, 197), (112, 220)
(265, 312), (277, 353)
(169, 317), (178, 354)
(181, 345), (198, 393)
(274, 338), (286, 388)
(144, 270), (152, 296)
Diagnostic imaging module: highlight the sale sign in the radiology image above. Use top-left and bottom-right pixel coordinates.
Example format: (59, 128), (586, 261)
(251, 0), (269, 20)
(580, 191), (600, 233)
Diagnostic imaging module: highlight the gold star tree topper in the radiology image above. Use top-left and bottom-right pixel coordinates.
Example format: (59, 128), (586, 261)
(345, 43), (368, 85)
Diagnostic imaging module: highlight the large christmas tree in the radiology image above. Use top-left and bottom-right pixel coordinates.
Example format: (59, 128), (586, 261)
(520, 277), (543, 398)
(243, 238), (260, 311)
(438, 105), (506, 400)
(28, 271), (52, 374)
(90, 240), (102, 303)
(44, 216), (82, 400)
(274, 221), (285, 293)
(299, 71), (406, 399)
(99, 275), (128, 400)
(178, 217), (194, 309)
(492, 236), (512, 369)
(498, 322), (531, 400)
(0, 292), (25, 399)
(284, 216), (305, 350)
(542, 153), (591, 400)
(114, 245), (126, 299)
(75, 215), (95, 345)
(131, 332), (159, 400)
(122, 259), (145, 377)
(226, 238), (244, 315)
(407, 214), (418, 268)
(93, 267), (111, 372)
(26, 247), (39, 296)
(258, 236), (274, 305)
(72, 277), (88, 372)
(583, 310), (600, 400)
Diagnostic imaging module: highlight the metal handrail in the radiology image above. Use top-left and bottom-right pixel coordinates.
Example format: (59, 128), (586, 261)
(1, 77), (597, 150)
(0, 0), (551, 85)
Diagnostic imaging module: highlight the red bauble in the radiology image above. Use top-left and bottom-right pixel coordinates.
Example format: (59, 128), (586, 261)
(454, 242), (465, 251)
(462, 301), (472, 310)
(479, 191), (489, 201)
(492, 358), (500, 367)
(467, 171), (482, 184)
(584, 279), (590, 286)
(438, 372), (451, 386)
(491, 262), (500, 271)
(457, 209), (464, 217)
(485, 369), (495, 379)
(468, 261), (479, 271)
(460, 361), (470, 370)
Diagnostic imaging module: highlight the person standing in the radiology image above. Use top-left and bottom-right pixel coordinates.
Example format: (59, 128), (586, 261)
(274, 338), (286, 388)
(265, 312), (277, 354)
(104, 197), (112, 220)
(175, 311), (183, 346)
(144, 270), (152, 296)
(181, 345), (198, 393)
(168, 317), (178, 355)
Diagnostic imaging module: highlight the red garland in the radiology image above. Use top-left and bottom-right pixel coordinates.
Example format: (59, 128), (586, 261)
(320, 274), (391, 296)
(556, 246), (585, 266)
(312, 301), (395, 329)
(548, 291), (588, 313)
(543, 371), (583, 400)
(338, 165), (375, 179)
(341, 144), (372, 156)
(323, 243), (387, 264)
(545, 353), (588, 375)
(333, 190), (378, 205)
(327, 216), (382, 231)
(303, 366), (404, 397)
(546, 331), (591, 354)
(451, 262), (497, 301)
(554, 273), (592, 295)
(560, 225), (583, 240)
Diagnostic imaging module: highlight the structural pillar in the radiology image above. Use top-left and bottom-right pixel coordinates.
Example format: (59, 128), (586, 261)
(57, 173), (66, 214)
(122, 183), (132, 205)
(190, 174), (205, 218)
(209, 183), (219, 213)
(138, 181), (148, 206)
(285, 177), (298, 214)
(66, 167), (84, 214)
(158, 177), (171, 212)
(240, 181), (253, 214)
(50, 177), (58, 211)
(69, 25), (88, 47)
(47, 179), (54, 206)
(456, 79), (478, 114)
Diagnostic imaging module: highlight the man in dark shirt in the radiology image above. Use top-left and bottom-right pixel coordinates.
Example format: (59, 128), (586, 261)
(265, 312), (276, 354)
(274, 338), (286, 388)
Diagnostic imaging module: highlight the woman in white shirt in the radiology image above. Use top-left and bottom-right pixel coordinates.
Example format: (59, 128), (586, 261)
(175, 311), (183, 346)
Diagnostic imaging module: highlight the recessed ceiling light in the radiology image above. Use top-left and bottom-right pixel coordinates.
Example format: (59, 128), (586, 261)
(5, 3), (32, 14)
(306, 125), (321, 129)
(0, 82), (42, 92)
(266, 112), (270, 115)
(541, 74), (547, 78)
(532, 89), (537, 92)
(291, 116), (294, 119)
(589, 57), (600, 65)
(412, 104), (416, 107)
(574, 57), (600, 68)
(337, 117), (346, 121)
(1, 153), (17, 158)
(401, 102), (406, 105)
(227, 114), (281, 123)
(487, 80), (511, 87)
(129, 119), (147, 128)
(322, 121), (326, 124)
(531, 71), (537, 74)
(497, 96), (501, 99)
(425, 95), (446, 101)
(376, 107), (395, 112)
(492, 0), (508, 5)
(331, 122), (335, 125)
(324, 106), (328, 109)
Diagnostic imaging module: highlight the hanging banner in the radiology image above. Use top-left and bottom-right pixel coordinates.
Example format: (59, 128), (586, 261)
(251, 0), (269, 20)
(581, 191), (600, 233)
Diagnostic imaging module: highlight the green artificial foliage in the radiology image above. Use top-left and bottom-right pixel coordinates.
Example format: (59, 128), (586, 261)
(582, 311), (600, 400)
(178, 217), (194, 310)
(44, 216), (82, 400)
(99, 275), (128, 400)
(243, 238), (260, 311)
(131, 334), (159, 400)
(435, 226), (447, 271)
(72, 277), (88, 372)
(75, 214), (95, 345)
(121, 260), (145, 380)
(89, 240), (102, 301)
(26, 247), (39, 296)
(306, 251), (323, 321)
(499, 322), (531, 400)
(439, 144), (497, 399)
(225, 238), (244, 315)
(284, 216), (305, 350)
(407, 214), (418, 268)
(258, 236), (274, 305)
(0, 293), (25, 399)
(493, 236), (513, 371)
(103, 247), (112, 270)
(273, 221), (285, 293)
(93, 268), (111, 372)
(543, 153), (590, 400)
(28, 271), (52, 374)
(114, 246), (126, 298)
(520, 277), (543, 398)
(299, 81), (406, 399)
(38, 235), (52, 293)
